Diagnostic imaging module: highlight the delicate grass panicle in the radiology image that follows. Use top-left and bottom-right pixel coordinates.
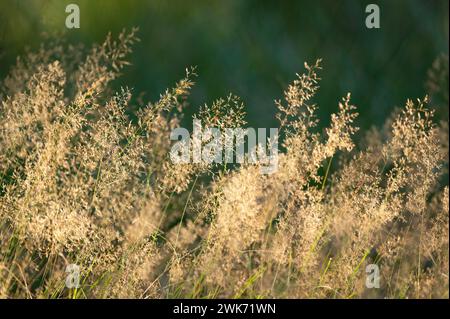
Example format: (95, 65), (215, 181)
(0, 31), (448, 299)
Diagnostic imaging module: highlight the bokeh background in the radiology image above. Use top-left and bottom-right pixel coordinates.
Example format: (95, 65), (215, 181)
(0, 0), (448, 131)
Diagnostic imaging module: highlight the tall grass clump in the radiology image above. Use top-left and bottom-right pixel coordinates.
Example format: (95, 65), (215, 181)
(0, 30), (448, 299)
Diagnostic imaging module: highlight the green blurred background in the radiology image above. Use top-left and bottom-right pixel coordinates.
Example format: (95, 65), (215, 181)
(0, 0), (448, 131)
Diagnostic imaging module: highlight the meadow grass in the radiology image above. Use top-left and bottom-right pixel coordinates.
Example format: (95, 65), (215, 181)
(0, 30), (448, 299)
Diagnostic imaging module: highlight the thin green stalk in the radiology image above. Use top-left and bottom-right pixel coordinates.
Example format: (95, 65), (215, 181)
(175, 175), (199, 247)
(321, 156), (333, 191)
